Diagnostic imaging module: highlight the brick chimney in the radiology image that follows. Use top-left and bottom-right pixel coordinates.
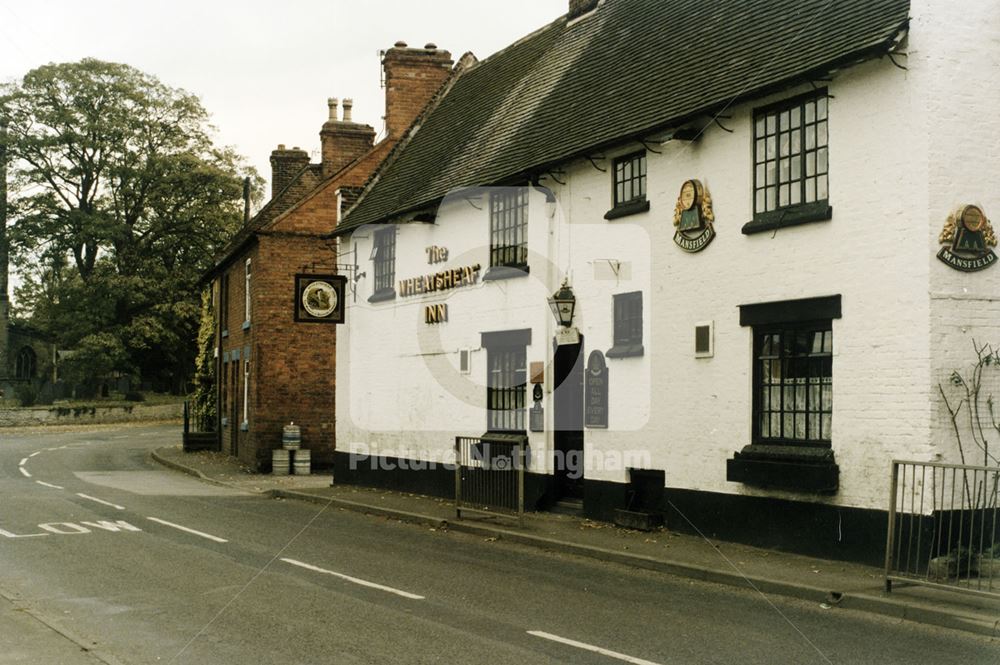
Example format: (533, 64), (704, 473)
(320, 98), (376, 178)
(269, 145), (310, 198)
(568, 0), (599, 19)
(382, 42), (454, 141)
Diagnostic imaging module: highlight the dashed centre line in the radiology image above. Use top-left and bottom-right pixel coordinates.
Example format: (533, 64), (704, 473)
(147, 517), (228, 543)
(35, 481), (64, 490)
(527, 631), (664, 665)
(77, 493), (125, 510)
(280, 557), (425, 600)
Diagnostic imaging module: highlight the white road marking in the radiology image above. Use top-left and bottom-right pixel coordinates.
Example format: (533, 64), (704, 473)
(39, 522), (90, 535)
(81, 520), (142, 533)
(0, 528), (48, 539)
(19, 458), (28, 466)
(280, 558), (425, 600)
(19, 467), (31, 478)
(28, 451), (40, 458)
(527, 631), (664, 665)
(76, 493), (125, 510)
(147, 517), (228, 543)
(35, 481), (64, 490)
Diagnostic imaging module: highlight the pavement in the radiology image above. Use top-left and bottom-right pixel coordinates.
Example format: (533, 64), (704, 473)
(152, 445), (1000, 640)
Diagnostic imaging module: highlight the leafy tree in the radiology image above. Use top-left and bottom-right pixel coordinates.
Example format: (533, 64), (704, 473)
(1, 59), (262, 390)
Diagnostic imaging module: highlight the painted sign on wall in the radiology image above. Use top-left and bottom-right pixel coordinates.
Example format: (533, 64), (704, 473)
(937, 205), (997, 272)
(585, 351), (608, 429)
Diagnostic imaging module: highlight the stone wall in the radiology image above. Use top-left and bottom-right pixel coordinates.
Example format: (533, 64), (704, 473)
(0, 402), (182, 427)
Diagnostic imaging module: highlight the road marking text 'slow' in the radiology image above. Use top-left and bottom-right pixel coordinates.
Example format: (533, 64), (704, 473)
(280, 558), (425, 600)
(0, 521), (141, 538)
(527, 631), (664, 665)
(147, 517), (227, 543)
(19, 458), (28, 466)
(18, 467), (31, 478)
(77, 493), (125, 510)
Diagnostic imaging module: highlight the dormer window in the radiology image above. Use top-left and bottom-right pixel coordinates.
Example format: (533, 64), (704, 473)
(744, 90), (832, 234)
(605, 151), (650, 220)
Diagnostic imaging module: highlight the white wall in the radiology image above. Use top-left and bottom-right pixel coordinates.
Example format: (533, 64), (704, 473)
(338, 6), (1000, 510)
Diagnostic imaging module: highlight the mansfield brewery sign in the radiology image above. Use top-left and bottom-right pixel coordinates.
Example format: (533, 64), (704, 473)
(937, 204), (997, 272)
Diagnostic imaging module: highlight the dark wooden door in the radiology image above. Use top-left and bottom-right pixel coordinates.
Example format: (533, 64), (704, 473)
(553, 338), (584, 499)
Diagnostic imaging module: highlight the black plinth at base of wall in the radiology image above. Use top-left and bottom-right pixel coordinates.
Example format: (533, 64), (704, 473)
(727, 444), (839, 493)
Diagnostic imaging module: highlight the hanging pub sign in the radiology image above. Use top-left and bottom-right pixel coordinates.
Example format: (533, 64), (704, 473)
(672, 179), (716, 253)
(937, 204), (997, 272)
(295, 274), (347, 323)
(585, 351), (609, 429)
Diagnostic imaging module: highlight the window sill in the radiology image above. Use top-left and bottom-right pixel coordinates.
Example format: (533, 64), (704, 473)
(604, 199), (650, 221)
(726, 444), (839, 493)
(606, 344), (644, 359)
(368, 288), (397, 304)
(483, 265), (530, 281)
(242, 320), (251, 331)
(742, 201), (832, 235)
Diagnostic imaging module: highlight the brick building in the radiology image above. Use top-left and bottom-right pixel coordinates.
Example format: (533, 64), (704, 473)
(204, 43), (454, 470)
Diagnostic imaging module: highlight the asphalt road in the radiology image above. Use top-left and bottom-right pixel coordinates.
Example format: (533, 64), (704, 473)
(0, 424), (996, 665)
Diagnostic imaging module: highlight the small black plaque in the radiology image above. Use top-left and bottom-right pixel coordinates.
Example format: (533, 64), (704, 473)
(585, 351), (608, 429)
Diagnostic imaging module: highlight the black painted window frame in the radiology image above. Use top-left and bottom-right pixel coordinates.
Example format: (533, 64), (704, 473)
(746, 89), (831, 234)
(614, 151), (647, 207)
(483, 329), (529, 433)
(489, 189), (529, 270)
(372, 226), (396, 297)
(752, 321), (833, 447)
(608, 291), (644, 358)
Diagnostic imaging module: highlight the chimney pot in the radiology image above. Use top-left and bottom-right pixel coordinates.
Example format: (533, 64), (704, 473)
(394, 40), (408, 48)
(277, 143), (286, 150)
(328, 97), (339, 121)
(424, 42), (437, 50)
(568, 0), (599, 19)
(342, 98), (354, 123)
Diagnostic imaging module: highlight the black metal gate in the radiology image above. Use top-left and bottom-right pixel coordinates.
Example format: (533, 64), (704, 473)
(455, 436), (526, 525)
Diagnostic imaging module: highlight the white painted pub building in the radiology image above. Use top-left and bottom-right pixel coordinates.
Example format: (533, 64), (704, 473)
(331, 0), (1000, 561)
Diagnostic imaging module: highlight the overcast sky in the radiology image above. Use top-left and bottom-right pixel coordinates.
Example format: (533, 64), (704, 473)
(0, 0), (567, 187)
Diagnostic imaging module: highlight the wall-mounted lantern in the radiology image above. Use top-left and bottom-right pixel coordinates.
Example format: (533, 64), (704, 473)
(548, 281), (576, 328)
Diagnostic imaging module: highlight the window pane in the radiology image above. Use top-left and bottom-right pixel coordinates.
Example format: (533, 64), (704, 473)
(806, 125), (816, 150)
(766, 115), (776, 134)
(817, 96), (828, 120)
(817, 175), (828, 200)
(779, 110), (789, 130)
(790, 186), (801, 205)
(766, 187), (776, 210)
(817, 147), (828, 174)
(755, 189), (765, 212)
(779, 158), (790, 183)
(779, 184), (789, 206)
(817, 121), (828, 147)
(766, 161), (776, 186)
(755, 116), (765, 135)
(766, 136), (776, 160)
(790, 106), (801, 127)
(791, 129), (801, 154)
(805, 178), (816, 202)
(806, 152), (816, 177)
(755, 138), (766, 160)
(805, 101), (815, 123)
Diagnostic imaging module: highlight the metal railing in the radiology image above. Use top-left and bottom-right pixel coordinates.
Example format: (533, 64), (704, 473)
(885, 460), (1000, 598)
(182, 401), (219, 452)
(455, 436), (526, 526)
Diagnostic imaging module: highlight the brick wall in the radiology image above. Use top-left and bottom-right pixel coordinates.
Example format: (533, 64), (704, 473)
(270, 146), (311, 198)
(383, 44), (453, 140)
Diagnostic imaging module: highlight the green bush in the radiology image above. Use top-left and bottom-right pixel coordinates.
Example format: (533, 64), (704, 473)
(15, 384), (39, 407)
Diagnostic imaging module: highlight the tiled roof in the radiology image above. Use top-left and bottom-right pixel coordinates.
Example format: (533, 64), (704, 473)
(340, 0), (908, 232)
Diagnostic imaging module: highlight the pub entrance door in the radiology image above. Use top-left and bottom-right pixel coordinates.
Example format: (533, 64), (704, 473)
(553, 336), (584, 499)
